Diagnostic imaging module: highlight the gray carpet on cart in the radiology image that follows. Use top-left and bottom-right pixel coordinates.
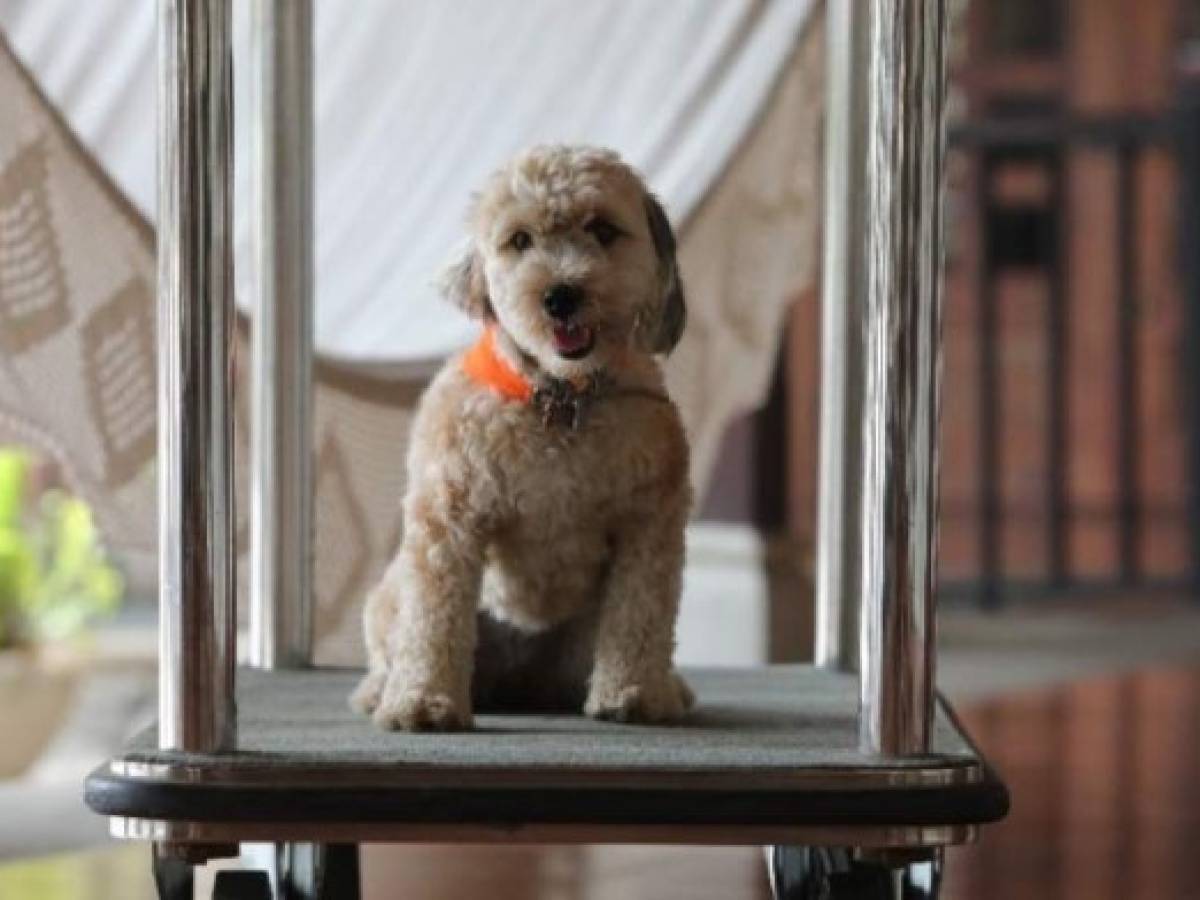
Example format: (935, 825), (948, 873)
(125, 666), (978, 772)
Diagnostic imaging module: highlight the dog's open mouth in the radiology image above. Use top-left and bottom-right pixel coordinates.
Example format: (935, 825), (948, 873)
(552, 323), (595, 359)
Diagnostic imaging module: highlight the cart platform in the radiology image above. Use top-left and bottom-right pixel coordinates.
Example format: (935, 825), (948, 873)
(86, 666), (1008, 848)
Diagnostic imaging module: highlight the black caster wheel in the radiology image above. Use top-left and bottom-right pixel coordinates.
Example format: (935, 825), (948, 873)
(222, 844), (361, 900)
(212, 870), (274, 900)
(152, 847), (194, 900)
(768, 846), (942, 899)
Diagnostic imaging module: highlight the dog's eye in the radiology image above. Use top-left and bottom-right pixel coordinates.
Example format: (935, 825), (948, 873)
(507, 230), (532, 253)
(585, 218), (621, 248)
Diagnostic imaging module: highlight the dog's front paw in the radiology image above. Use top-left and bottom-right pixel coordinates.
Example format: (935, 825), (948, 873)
(372, 680), (473, 732)
(585, 670), (693, 724)
(349, 669), (387, 716)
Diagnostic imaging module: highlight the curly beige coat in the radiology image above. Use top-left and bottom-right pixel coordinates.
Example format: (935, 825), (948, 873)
(352, 146), (694, 731)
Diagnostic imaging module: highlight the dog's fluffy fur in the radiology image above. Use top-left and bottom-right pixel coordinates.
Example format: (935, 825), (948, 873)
(351, 145), (693, 731)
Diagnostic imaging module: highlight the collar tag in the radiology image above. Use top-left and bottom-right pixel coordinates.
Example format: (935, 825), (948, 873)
(463, 328), (618, 429)
(533, 373), (609, 430)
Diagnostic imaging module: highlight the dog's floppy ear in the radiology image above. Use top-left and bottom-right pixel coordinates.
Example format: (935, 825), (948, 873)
(439, 240), (491, 320)
(641, 192), (687, 354)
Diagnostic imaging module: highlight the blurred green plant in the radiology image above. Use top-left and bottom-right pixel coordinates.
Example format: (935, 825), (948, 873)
(0, 448), (123, 649)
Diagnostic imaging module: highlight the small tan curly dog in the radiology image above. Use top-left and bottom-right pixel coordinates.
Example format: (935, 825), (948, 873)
(351, 145), (694, 731)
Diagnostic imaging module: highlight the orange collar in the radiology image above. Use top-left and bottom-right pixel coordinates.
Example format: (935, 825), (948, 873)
(461, 327), (534, 403)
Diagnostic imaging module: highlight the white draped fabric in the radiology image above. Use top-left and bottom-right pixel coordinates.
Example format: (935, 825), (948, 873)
(0, 0), (814, 368)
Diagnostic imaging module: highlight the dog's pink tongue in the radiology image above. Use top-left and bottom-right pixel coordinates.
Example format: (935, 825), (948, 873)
(553, 323), (592, 353)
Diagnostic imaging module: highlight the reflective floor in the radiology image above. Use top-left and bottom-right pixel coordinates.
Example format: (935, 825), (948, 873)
(3, 665), (1196, 899)
(944, 666), (1200, 900)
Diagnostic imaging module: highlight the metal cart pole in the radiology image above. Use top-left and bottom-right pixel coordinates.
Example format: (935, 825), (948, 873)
(248, 0), (316, 670)
(815, 0), (945, 754)
(156, 0), (236, 754)
(244, 2), (323, 892)
(814, 0), (870, 674)
(772, 1), (949, 889)
(856, 0), (946, 757)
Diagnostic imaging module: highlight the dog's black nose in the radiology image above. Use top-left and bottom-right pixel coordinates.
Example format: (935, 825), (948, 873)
(543, 283), (583, 320)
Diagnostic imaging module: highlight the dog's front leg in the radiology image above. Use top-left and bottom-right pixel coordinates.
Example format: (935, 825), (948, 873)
(373, 494), (484, 732)
(585, 499), (693, 723)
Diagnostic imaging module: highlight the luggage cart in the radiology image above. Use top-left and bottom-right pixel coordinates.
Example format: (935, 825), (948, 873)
(84, 2), (1010, 897)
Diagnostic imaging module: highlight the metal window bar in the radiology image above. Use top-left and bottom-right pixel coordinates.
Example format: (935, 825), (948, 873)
(970, 140), (1068, 604)
(976, 149), (1002, 611)
(160, 0), (951, 760)
(1045, 149), (1069, 590)
(1181, 72), (1200, 598)
(948, 114), (1183, 604)
(1115, 140), (1141, 586)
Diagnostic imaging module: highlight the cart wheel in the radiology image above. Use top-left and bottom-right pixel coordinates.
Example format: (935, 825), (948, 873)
(212, 870), (273, 900)
(233, 843), (361, 900)
(768, 846), (942, 899)
(152, 848), (194, 900)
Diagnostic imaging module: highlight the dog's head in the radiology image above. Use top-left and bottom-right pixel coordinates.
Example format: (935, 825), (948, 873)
(441, 145), (686, 379)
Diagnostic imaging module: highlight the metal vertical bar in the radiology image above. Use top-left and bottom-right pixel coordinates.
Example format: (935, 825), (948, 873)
(1180, 74), (1200, 599)
(157, 0), (236, 752)
(248, 0), (315, 669)
(859, 0), (947, 756)
(1115, 142), (1140, 585)
(815, 0), (870, 671)
(1046, 151), (1070, 589)
(977, 153), (1002, 610)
